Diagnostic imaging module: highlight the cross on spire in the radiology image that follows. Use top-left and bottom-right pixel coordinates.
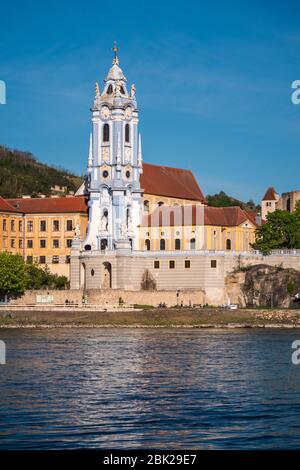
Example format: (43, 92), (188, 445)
(112, 41), (119, 65)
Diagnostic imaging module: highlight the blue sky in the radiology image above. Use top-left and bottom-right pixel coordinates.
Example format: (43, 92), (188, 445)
(1, 0), (300, 202)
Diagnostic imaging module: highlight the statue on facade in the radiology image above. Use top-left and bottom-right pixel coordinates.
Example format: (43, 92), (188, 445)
(74, 223), (81, 239)
(131, 83), (136, 97)
(120, 222), (127, 238)
(127, 215), (133, 233)
(101, 211), (108, 232)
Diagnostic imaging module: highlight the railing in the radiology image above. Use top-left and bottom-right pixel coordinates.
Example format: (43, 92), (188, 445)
(76, 248), (300, 257)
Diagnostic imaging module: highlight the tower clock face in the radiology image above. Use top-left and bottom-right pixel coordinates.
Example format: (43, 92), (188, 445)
(100, 106), (110, 120)
(124, 107), (133, 120)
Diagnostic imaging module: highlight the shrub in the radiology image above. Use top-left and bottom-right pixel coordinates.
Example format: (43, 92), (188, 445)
(141, 269), (157, 291)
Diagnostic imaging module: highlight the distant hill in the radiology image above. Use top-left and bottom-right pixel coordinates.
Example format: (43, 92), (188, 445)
(0, 147), (260, 212)
(206, 191), (260, 212)
(0, 146), (82, 198)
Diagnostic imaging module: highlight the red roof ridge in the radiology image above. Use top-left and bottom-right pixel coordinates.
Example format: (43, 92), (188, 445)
(7, 195), (88, 214)
(141, 162), (207, 203)
(143, 161), (194, 172)
(0, 196), (21, 213)
(142, 204), (258, 227)
(262, 186), (277, 201)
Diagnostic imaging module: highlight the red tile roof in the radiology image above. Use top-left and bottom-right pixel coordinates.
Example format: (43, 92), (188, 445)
(142, 205), (258, 227)
(7, 196), (88, 214)
(262, 187), (277, 201)
(245, 210), (258, 226)
(0, 196), (20, 213)
(141, 162), (207, 203)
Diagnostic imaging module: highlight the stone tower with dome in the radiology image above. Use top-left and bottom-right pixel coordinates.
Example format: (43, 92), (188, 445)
(82, 43), (143, 254)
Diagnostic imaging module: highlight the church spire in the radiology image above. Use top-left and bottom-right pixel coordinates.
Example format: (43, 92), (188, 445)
(112, 41), (119, 65)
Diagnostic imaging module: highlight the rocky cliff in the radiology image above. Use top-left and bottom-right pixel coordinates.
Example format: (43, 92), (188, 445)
(225, 264), (300, 308)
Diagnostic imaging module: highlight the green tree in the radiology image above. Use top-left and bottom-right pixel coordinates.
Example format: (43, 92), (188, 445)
(0, 252), (26, 298)
(252, 205), (300, 254)
(206, 190), (260, 211)
(25, 261), (68, 290)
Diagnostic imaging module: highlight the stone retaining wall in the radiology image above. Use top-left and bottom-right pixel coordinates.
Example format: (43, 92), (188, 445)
(10, 288), (206, 308)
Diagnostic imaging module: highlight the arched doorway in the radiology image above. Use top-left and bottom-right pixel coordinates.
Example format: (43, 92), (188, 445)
(102, 262), (112, 289)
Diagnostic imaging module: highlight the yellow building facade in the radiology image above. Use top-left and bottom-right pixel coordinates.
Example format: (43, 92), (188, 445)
(0, 196), (88, 277)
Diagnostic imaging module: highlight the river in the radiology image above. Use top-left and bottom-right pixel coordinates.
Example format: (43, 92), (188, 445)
(0, 328), (300, 449)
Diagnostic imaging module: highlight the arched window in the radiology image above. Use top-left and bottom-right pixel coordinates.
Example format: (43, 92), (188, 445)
(125, 124), (130, 143)
(103, 124), (109, 142)
(120, 85), (125, 95)
(226, 239), (231, 250)
(160, 239), (165, 251)
(144, 200), (149, 213)
(190, 238), (196, 250)
(145, 239), (151, 251)
(175, 239), (181, 250)
(107, 84), (113, 95)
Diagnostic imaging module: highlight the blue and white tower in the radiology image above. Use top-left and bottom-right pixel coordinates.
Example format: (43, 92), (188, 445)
(83, 44), (143, 252)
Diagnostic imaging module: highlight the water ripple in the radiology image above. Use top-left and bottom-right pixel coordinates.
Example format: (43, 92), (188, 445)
(0, 328), (300, 449)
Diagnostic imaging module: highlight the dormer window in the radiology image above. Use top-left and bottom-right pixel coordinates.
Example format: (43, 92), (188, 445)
(103, 123), (109, 142)
(125, 124), (130, 143)
(107, 84), (113, 95)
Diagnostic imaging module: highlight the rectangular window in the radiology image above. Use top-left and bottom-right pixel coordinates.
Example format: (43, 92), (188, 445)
(27, 256), (33, 264)
(27, 220), (33, 232)
(19, 239), (23, 249)
(27, 239), (33, 248)
(66, 239), (72, 248)
(3, 238), (7, 248)
(52, 256), (59, 264)
(40, 220), (46, 231)
(65, 255), (71, 264)
(39, 256), (46, 264)
(185, 260), (191, 269)
(53, 220), (60, 231)
(40, 239), (46, 248)
(66, 220), (73, 231)
(169, 260), (175, 269)
(10, 239), (15, 248)
(154, 260), (160, 269)
(11, 220), (15, 232)
(2, 219), (7, 231)
(53, 239), (60, 248)
(18, 220), (23, 232)
(211, 260), (217, 268)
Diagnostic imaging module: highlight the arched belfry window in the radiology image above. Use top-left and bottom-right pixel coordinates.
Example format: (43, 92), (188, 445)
(125, 124), (130, 143)
(107, 84), (113, 95)
(226, 239), (231, 250)
(103, 124), (109, 142)
(190, 238), (196, 250)
(145, 239), (151, 251)
(160, 239), (165, 251)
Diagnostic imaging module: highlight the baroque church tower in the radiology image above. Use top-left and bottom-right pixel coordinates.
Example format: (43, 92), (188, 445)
(83, 44), (143, 252)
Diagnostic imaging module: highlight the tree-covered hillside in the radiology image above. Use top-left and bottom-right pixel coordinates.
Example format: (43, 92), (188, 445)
(0, 146), (82, 198)
(206, 190), (260, 212)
